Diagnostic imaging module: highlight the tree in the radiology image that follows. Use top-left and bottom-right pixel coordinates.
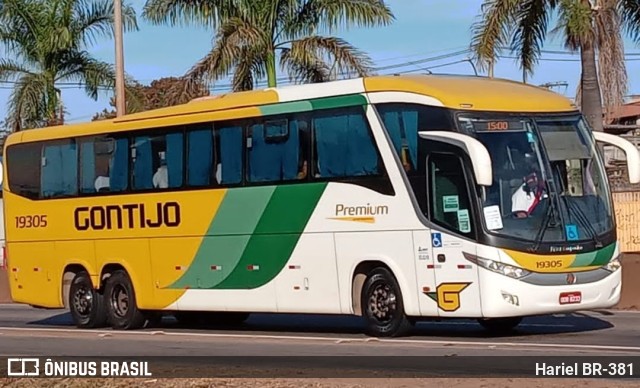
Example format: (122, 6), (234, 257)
(142, 0), (394, 92)
(92, 76), (210, 120)
(470, 0), (640, 132)
(0, 0), (138, 131)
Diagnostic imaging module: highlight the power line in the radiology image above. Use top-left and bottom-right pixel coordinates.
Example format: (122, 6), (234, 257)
(4, 46), (640, 109)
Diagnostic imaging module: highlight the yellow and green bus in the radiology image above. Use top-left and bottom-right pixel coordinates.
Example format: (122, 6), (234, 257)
(3, 74), (638, 337)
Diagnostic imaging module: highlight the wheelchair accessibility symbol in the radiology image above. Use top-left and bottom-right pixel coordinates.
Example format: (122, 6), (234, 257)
(431, 232), (442, 248)
(566, 224), (579, 241)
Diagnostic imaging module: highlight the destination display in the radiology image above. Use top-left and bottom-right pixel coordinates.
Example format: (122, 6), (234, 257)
(460, 118), (528, 132)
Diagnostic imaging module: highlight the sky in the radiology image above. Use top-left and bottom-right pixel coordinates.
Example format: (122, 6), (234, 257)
(4, 0), (640, 125)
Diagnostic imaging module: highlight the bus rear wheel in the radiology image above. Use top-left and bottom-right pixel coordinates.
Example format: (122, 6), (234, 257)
(69, 271), (107, 329)
(104, 270), (146, 330)
(361, 267), (412, 337)
(478, 317), (522, 334)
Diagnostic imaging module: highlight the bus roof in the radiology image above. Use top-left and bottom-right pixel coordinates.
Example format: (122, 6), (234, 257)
(4, 74), (577, 146)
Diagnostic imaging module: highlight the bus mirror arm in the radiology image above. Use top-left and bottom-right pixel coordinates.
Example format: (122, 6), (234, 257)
(592, 132), (640, 184)
(418, 131), (493, 186)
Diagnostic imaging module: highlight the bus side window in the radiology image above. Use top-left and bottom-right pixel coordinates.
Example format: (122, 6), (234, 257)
(313, 107), (379, 178)
(41, 140), (78, 198)
(379, 109), (418, 172)
(6, 143), (42, 199)
(247, 117), (302, 183)
(132, 132), (183, 190)
(187, 124), (214, 187)
(216, 124), (243, 185)
(296, 117), (311, 180)
(79, 138), (112, 193)
(109, 137), (129, 192)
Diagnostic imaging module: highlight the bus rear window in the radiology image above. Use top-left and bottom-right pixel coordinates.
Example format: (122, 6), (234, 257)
(6, 142), (42, 199)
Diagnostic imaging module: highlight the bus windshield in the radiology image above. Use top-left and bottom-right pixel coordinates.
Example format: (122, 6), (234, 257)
(458, 113), (613, 244)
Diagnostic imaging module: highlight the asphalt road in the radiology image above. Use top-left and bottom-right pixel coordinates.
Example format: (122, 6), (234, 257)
(0, 304), (638, 377)
(0, 304), (638, 354)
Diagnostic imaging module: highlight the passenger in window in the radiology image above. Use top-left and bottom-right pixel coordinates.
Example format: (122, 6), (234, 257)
(400, 147), (412, 172)
(297, 120), (310, 180)
(153, 151), (169, 189)
(94, 155), (110, 192)
(297, 160), (308, 179)
(511, 169), (547, 218)
(215, 163), (221, 184)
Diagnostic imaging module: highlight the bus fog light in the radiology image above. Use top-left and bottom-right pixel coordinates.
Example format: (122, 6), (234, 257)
(501, 292), (519, 306)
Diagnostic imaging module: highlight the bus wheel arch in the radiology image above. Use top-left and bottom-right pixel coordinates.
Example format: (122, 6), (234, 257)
(62, 264), (91, 309)
(351, 261), (413, 337)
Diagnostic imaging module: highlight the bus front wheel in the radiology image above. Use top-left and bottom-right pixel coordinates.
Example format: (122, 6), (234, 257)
(477, 317), (523, 334)
(69, 271), (107, 329)
(361, 267), (413, 337)
(104, 270), (146, 330)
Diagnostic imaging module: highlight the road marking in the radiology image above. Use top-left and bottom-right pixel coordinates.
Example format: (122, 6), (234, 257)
(0, 326), (354, 342)
(379, 338), (640, 352)
(0, 326), (639, 353)
(422, 321), (573, 328)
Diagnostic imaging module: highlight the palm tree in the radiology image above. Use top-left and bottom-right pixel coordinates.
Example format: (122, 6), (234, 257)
(0, 0), (138, 130)
(470, 0), (640, 132)
(142, 0), (394, 91)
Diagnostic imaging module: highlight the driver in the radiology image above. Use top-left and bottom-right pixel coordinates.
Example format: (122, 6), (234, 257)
(511, 169), (546, 218)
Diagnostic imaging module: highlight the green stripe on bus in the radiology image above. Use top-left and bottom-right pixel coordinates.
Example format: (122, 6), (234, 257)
(570, 251), (597, 268)
(209, 186), (276, 235)
(260, 100), (313, 116)
(258, 94), (367, 117)
(570, 243), (616, 268)
(212, 182), (327, 289)
(588, 243), (616, 266)
(310, 94), (368, 110)
(169, 187), (276, 289)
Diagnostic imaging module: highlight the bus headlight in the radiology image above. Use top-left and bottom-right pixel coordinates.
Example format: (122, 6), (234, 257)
(463, 253), (530, 279)
(604, 256), (621, 273)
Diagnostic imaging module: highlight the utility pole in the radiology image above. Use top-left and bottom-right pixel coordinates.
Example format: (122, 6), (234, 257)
(114, 0), (125, 117)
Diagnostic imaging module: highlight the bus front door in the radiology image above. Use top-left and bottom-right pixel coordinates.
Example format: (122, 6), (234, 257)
(424, 146), (482, 318)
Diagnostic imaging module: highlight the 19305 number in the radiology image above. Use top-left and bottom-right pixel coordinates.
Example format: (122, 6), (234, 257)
(15, 215), (48, 229)
(536, 260), (563, 269)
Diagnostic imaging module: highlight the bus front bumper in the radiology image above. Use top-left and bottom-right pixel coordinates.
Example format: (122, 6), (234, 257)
(478, 267), (622, 317)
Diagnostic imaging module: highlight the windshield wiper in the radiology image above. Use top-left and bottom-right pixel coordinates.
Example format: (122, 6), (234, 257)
(561, 195), (603, 248)
(530, 191), (561, 252)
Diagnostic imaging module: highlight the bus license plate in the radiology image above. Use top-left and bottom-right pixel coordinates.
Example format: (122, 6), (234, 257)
(559, 292), (581, 305)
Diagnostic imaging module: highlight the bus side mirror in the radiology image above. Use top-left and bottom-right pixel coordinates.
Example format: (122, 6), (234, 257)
(592, 132), (640, 184)
(0, 161), (3, 186)
(418, 131), (493, 186)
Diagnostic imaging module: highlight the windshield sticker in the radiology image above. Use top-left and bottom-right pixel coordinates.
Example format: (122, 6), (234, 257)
(565, 224), (579, 241)
(443, 195), (459, 213)
(483, 205), (504, 230)
(431, 232), (442, 248)
(457, 209), (471, 233)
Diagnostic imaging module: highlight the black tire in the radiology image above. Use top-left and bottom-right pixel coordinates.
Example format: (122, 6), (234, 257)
(104, 270), (146, 330)
(68, 271), (107, 329)
(478, 317), (523, 334)
(361, 267), (413, 337)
